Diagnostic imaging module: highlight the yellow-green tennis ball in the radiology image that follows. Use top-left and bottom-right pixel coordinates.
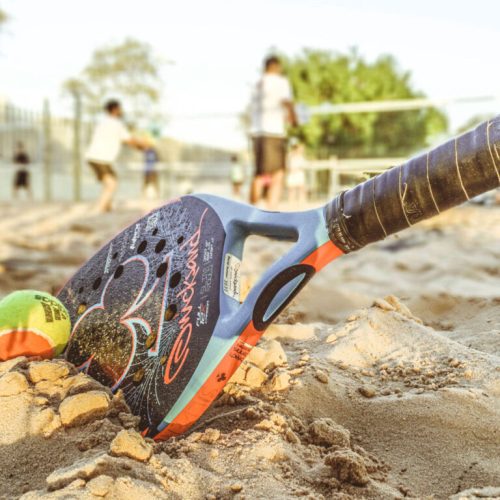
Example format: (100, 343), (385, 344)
(0, 290), (71, 361)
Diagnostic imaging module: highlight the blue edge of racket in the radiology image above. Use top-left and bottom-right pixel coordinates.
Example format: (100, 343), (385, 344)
(58, 117), (500, 440)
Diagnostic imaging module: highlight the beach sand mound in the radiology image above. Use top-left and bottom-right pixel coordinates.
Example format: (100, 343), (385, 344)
(0, 354), (400, 499)
(0, 202), (499, 498)
(2, 295), (498, 499)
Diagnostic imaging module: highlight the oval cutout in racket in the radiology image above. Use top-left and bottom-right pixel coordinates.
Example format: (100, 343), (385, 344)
(58, 117), (500, 440)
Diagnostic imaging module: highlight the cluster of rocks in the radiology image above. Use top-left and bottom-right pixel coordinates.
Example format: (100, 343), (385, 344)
(223, 338), (291, 398)
(0, 356), (169, 499)
(375, 356), (472, 393)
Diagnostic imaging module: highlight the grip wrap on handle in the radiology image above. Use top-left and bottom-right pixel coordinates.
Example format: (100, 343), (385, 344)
(325, 117), (500, 253)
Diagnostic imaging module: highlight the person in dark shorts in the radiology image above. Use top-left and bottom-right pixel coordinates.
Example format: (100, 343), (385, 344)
(12, 142), (31, 199)
(86, 100), (146, 212)
(249, 55), (297, 209)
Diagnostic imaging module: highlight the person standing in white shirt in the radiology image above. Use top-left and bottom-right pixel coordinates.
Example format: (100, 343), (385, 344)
(86, 100), (146, 213)
(249, 56), (297, 209)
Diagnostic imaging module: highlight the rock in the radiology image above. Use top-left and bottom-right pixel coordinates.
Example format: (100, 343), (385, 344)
(230, 483), (243, 493)
(44, 455), (160, 494)
(110, 429), (153, 462)
(200, 428), (220, 444)
(325, 450), (369, 486)
(314, 370), (329, 384)
(61, 373), (104, 396)
(384, 295), (422, 323)
(358, 385), (377, 398)
(308, 418), (350, 448)
(246, 340), (287, 371)
(46, 453), (111, 490)
(245, 364), (268, 387)
(28, 361), (70, 383)
(245, 346), (268, 370)
(450, 486), (500, 500)
(31, 407), (61, 437)
(263, 339), (288, 368)
(229, 362), (267, 388)
(269, 371), (291, 391)
(326, 333), (338, 343)
(0, 356), (27, 375)
(254, 419), (274, 431)
(107, 477), (169, 499)
(86, 475), (114, 497)
(270, 413), (287, 427)
(285, 429), (300, 444)
(373, 298), (396, 311)
(34, 380), (66, 399)
(59, 391), (110, 427)
(0, 371), (29, 396)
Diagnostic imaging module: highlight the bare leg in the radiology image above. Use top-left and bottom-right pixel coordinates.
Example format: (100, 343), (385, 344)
(250, 175), (264, 205)
(267, 169), (284, 210)
(97, 174), (117, 213)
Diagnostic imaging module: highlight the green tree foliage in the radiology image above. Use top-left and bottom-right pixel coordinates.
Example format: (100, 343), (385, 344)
(63, 38), (163, 126)
(0, 8), (7, 27)
(457, 114), (495, 134)
(0, 6), (8, 38)
(283, 49), (448, 158)
(0, 7), (8, 54)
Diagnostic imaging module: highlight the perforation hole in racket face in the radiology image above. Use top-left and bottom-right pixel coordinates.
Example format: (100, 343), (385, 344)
(58, 196), (226, 433)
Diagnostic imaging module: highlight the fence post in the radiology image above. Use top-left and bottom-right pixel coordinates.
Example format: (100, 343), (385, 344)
(0, 100), (5, 160)
(5, 102), (12, 159)
(42, 99), (52, 202)
(72, 92), (82, 202)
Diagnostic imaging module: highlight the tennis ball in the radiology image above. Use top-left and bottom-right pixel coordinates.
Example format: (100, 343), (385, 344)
(0, 290), (71, 361)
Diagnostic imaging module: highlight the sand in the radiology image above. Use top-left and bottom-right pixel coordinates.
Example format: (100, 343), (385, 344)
(0, 199), (498, 499)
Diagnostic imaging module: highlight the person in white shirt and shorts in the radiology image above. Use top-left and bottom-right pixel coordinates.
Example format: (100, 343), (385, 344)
(86, 100), (146, 212)
(249, 56), (297, 209)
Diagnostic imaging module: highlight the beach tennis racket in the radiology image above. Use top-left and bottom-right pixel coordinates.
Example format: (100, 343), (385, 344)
(58, 117), (500, 440)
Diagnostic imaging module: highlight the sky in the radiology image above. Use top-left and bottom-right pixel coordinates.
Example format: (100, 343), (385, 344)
(0, 0), (499, 150)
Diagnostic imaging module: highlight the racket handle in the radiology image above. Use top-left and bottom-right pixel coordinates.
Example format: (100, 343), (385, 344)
(325, 116), (500, 253)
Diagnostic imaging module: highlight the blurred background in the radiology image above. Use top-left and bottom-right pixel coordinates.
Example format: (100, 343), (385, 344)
(0, 0), (499, 203)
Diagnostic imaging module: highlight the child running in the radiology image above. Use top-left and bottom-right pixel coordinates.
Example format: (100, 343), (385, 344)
(86, 100), (146, 212)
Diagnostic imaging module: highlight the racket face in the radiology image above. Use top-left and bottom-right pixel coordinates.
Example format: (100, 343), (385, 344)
(58, 195), (342, 439)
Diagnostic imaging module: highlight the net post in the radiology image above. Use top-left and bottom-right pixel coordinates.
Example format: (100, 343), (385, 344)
(42, 98), (52, 202)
